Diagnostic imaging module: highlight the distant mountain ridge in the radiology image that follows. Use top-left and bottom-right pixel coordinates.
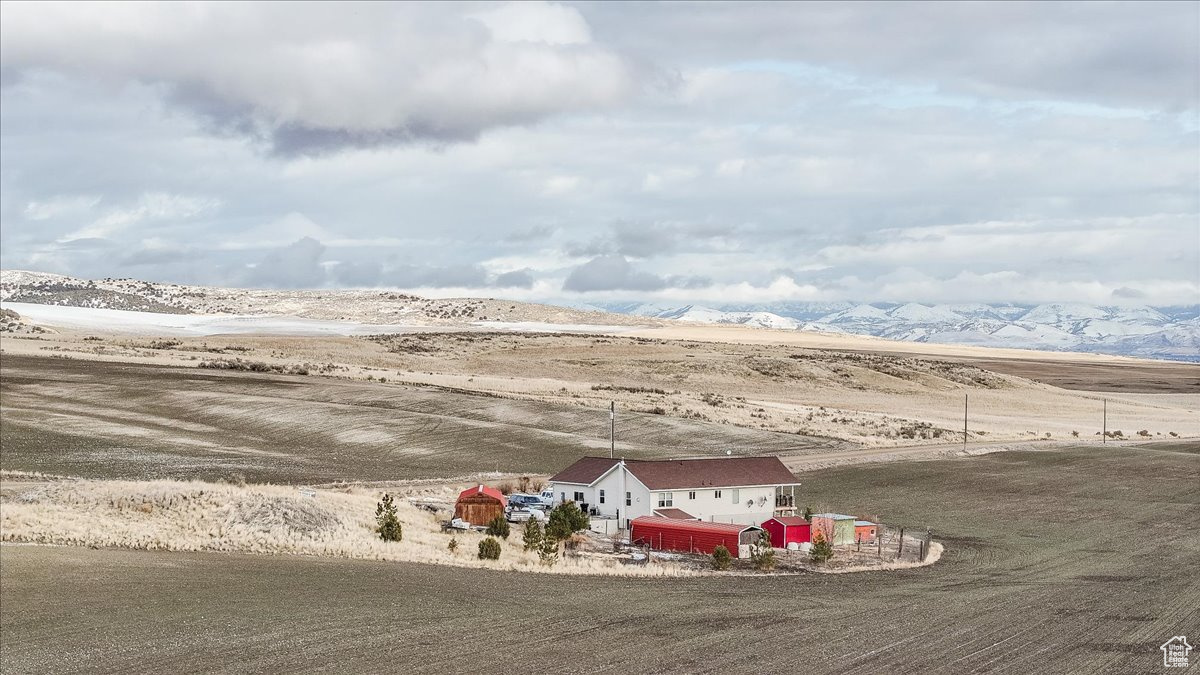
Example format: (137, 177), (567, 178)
(2, 269), (1196, 361)
(593, 301), (1200, 361)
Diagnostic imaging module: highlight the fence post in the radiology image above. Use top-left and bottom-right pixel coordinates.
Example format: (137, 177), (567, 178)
(897, 527), (905, 560)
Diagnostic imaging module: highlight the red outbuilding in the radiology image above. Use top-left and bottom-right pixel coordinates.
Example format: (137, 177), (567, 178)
(454, 484), (508, 526)
(760, 516), (811, 548)
(630, 516), (763, 558)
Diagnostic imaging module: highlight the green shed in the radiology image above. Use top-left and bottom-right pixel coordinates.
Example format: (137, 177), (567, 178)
(811, 513), (857, 546)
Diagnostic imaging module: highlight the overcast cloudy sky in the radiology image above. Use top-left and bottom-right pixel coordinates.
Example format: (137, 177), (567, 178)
(2, 1), (1197, 306)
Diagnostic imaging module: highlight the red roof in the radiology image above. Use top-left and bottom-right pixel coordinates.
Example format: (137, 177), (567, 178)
(549, 456), (619, 484)
(764, 516), (809, 527)
(550, 455), (798, 490)
(631, 516), (761, 535)
(456, 484), (507, 508)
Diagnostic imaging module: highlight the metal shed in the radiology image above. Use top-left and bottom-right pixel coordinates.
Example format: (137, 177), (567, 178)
(631, 516), (763, 558)
(811, 513), (856, 546)
(854, 520), (878, 544)
(760, 516), (811, 548)
(454, 484), (507, 526)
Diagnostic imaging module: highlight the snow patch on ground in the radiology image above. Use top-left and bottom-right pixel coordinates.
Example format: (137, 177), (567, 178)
(1, 302), (424, 336)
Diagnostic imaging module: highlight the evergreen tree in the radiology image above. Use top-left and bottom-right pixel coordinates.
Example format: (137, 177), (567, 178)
(486, 514), (511, 539)
(802, 505), (813, 521)
(447, 537), (459, 554)
(711, 544), (732, 571)
(546, 501), (589, 541)
(810, 530), (834, 563)
(523, 518), (544, 551)
(538, 536), (558, 567)
(478, 537), (502, 560)
(375, 493), (403, 542)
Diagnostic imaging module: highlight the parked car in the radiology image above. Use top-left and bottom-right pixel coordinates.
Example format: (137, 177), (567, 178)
(508, 493), (543, 508)
(538, 489), (556, 507)
(506, 507), (547, 523)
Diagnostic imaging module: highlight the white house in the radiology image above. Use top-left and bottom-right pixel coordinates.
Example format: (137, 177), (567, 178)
(548, 455), (800, 528)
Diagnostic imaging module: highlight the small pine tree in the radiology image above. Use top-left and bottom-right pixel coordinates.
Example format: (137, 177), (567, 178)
(447, 537), (459, 554)
(538, 536), (558, 566)
(751, 530), (776, 571)
(546, 501), (590, 541)
(810, 531), (833, 563)
(486, 514), (511, 539)
(478, 537), (502, 560)
(523, 519), (543, 552)
(375, 493), (403, 542)
(711, 544), (732, 571)
(802, 506), (813, 521)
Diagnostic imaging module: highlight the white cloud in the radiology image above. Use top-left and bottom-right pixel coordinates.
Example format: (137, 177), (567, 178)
(23, 194), (100, 221)
(0, 2), (643, 154)
(60, 193), (218, 241)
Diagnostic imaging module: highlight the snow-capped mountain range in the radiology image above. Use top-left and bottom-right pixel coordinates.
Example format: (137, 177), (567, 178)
(593, 301), (1200, 361)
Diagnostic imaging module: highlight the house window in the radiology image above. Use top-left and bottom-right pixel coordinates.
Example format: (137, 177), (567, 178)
(732, 489), (740, 504)
(573, 491), (584, 502)
(714, 490), (722, 499)
(599, 489), (605, 504)
(625, 491), (632, 507)
(688, 491), (696, 500)
(560, 492), (566, 503)
(657, 492), (673, 508)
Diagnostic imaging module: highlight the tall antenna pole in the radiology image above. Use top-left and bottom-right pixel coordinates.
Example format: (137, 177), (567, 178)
(963, 393), (968, 451)
(610, 401), (615, 459)
(1102, 398), (1107, 444)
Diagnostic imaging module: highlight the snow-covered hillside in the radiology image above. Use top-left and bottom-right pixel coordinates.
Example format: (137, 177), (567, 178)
(600, 301), (1200, 361)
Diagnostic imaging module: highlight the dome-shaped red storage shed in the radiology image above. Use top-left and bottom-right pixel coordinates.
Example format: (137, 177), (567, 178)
(631, 516), (763, 558)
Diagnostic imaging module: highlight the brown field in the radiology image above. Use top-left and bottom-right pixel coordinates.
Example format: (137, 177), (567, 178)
(3, 444), (1197, 673)
(0, 355), (845, 483)
(948, 356), (1200, 393)
(4, 328), (1197, 447)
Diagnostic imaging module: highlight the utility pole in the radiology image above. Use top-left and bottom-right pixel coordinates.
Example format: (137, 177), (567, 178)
(610, 400), (616, 459)
(963, 393), (968, 450)
(1102, 398), (1107, 444)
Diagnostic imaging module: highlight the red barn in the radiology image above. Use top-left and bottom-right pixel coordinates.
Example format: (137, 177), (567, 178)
(760, 516), (811, 548)
(455, 484), (507, 526)
(631, 516), (763, 558)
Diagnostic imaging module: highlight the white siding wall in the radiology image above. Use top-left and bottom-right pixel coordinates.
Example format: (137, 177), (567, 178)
(553, 469), (781, 527)
(653, 486), (776, 525)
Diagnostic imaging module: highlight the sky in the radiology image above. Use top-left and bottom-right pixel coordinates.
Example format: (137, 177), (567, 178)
(1, 1), (1198, 307)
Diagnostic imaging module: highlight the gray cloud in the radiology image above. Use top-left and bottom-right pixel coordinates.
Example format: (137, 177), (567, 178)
(0, 3), (647, 155)
(384, 263), (490, 289)
(333, 260), (382, 287)
(563, 254), (667, 292)
(493, 269), (535, 288)
(0, 2), (1195, 306)
(246, 237), (326, 289)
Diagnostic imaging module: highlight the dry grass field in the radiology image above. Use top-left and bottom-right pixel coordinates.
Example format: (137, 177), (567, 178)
(4, 328), (1197, 447)
(3, 445), (1196, 673)
(0, 355), (844, 483)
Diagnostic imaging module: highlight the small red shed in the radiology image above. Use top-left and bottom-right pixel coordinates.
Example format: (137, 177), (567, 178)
(854, 520), (877, 544)
(455, 484), (507, 526)
(760, 516), (811, 548)
(631, 516), (763, 558)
